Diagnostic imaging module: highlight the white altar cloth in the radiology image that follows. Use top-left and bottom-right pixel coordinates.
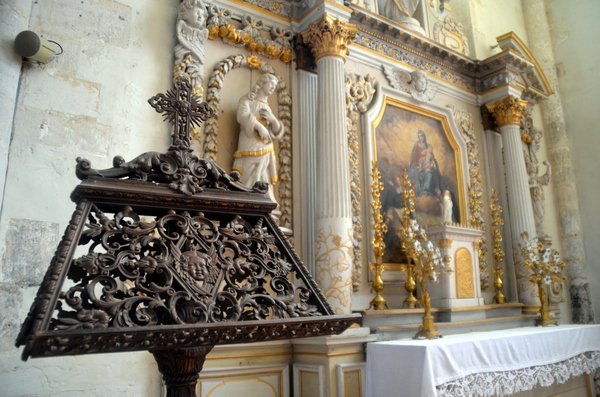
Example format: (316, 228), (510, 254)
(366, 325), (600, 397)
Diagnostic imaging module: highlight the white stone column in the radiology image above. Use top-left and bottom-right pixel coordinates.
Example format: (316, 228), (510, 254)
(297, 68), (318, 275)
(301, 14), (357, 314)
(487, 96), (539, 307)
(522, 0), (594, 324)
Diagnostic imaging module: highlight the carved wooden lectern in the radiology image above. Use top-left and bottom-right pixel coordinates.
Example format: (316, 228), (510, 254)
(16, 80), (361, 396)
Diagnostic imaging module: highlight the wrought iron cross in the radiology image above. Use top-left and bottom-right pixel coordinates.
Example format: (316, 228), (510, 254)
(148, 79), (214, 149)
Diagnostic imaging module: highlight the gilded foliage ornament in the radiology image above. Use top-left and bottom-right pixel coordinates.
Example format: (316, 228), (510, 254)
(486, 96), (529, 127)
(205, 5), (293, 63)
(345, 71), (377, 291)
(301, 13), (358, 61)
(450, 106), (489, 289)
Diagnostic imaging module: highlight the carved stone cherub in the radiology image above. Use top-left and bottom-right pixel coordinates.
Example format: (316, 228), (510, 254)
(383, 65), (438, 102)
(174, 0), (209, 87)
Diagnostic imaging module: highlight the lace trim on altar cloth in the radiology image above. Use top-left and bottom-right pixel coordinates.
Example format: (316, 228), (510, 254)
(436, 351), (600, 397)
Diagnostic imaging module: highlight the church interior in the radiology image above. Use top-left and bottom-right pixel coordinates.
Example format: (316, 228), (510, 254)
(1, 0), (600, 396)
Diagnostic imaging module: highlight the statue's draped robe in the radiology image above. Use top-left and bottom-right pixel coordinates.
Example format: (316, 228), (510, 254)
(232, 96), (280, 202)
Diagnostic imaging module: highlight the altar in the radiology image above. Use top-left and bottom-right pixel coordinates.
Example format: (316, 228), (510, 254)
(366, 325), (600, 397)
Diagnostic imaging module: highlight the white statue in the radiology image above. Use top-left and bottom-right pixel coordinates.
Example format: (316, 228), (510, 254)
(174, 0), (208, 87)
(525, 126), (551, 240)
(232, 74), (283, 203)
(442, 189), (453, 223)
(377, 0), (425, 34)
(379, 0), (421, 20)
(383, 66), (438, 102)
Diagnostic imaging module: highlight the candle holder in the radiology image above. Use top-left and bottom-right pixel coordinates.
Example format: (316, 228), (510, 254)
(368, 161), (389, 310)
(519, 232), (566, 326)
(397, 170), (451, 339)
(490, 189), (506, 304)
(399, 263), (419, 309)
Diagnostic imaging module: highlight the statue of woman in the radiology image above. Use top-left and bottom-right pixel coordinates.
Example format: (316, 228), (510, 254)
(174, 0), (208, 87)
(232, 74), (283, 203)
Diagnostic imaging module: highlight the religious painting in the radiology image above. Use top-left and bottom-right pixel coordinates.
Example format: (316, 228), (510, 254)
(373, 98), (466, 265)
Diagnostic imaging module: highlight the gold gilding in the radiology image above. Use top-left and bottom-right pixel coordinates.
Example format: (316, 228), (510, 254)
(490, 189), (507, 304)
(300, 13), (358, 62)
(455, 247), (474, 299)
(438, 239), (453, 249)
(486, 96), (529, 127)
(368, 160), (390, 310)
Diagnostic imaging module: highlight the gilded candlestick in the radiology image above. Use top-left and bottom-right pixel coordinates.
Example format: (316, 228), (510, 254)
(368, 161), (389, 310)
(519, 232), (566, 326)
(397, 170), (451, 339)
(490, 189), (506, 304)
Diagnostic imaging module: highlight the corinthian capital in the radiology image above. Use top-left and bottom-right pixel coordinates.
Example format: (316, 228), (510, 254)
(300, 13), (357, 62)
(486, 96), (529, 128)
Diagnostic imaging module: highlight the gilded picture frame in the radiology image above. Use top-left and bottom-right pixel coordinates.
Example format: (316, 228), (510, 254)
(369, 96), (467, 270)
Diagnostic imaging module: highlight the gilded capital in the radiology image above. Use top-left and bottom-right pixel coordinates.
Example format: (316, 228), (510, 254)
(486, 96), (529, 128)
(300, 13), (357, 62)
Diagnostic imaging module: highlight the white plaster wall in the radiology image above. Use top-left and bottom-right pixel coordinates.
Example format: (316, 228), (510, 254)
(451, 0), (529, 60)
(0, 0), (179, 395)
(544, 0), (600, 318)
(0, 0), (298, 394)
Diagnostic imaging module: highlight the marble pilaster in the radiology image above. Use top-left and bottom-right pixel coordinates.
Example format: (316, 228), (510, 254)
(486, 96), (539, 307)
(301, 14), (357, 314)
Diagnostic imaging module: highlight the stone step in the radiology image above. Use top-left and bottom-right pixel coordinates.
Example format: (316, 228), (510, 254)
(360, 303), (526, 329)
(374, 314), (539, 341)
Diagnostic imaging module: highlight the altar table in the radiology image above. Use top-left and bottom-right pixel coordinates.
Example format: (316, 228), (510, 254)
(366, 325), (600, 397)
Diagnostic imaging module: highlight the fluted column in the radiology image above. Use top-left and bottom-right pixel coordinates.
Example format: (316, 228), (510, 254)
(487, 96), (539, 307)
(297, 68), (318, 275)
(301, 14), (357, 314)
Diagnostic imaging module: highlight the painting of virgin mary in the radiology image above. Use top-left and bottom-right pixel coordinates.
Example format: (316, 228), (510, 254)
(408, 130), (442, 199)
(374, 100), (463, 264)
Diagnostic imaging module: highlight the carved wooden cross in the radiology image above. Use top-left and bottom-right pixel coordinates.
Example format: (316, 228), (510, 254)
(148, 79), (214, 149)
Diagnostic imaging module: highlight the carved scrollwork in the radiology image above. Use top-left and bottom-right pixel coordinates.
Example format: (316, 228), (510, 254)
(345, 71), (378, 291)
(432, 16), (470, 56)
(52, 206), (323, 333)
(450, 106), (489, 289)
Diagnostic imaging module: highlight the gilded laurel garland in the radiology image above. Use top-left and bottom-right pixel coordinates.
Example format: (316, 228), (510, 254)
(202, 54), (293, 230)
(315, 227), (353, 314)
(206, 5), (293, 63)
(490, 189), (507, 304)
(398, 171), (451, 339)
(368, 161), (389, 310)
(345, 71), (377, 291)
(519, 232), (567, 326)
(450, 106), (489, 289)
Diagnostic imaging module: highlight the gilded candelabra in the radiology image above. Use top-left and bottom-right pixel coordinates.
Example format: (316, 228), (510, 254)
(398, 170), (451, 339)
(519, 232), (567, 326)
(490, 190), (507, 304)
(368, 161), (389, 310)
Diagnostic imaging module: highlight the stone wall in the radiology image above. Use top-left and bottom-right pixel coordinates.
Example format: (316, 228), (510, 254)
(0, 0), (178, 395)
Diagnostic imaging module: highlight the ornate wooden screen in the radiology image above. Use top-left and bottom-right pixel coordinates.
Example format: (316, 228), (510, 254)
(15, 80), (360, 395)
